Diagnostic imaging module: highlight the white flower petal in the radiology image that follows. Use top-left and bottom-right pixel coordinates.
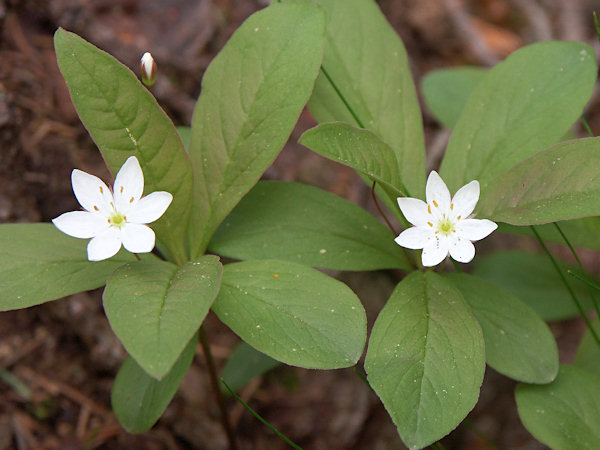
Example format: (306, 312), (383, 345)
(456, 218), (498, 241)
(395, 226), (434, 250)
(87, 227), (122, 261)
(448, 236), (476, 263)
(426, 171), (451, 214)
(72, 169), (113, 215)
(121, 223), (156, 253)
(52, 211), (109, 239)
(421, 238), (449, 267)
(114, 156), (144, 213)
(126, 191), (173, 224)
(397, 197), (429, 227)
(451, 180), (480, 220)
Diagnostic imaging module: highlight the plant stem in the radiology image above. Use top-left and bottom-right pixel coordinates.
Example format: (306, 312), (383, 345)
(552, 223), (600, 320)
(320, 65), (365, 128)
(371, 181), (396, 235)
(581, 115), (594, 137)
(530, 226), (600, 347)
(199, 326), (238, 450)
(221, 379), (303, 450)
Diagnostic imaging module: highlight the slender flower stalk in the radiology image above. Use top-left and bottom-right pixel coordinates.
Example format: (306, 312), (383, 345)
(395, 171), (497, 267)
(52, 156), (172, 261)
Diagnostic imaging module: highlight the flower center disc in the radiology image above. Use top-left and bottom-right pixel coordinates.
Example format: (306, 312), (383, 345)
(438, 218), (454, 236)
(110, 213), (126, 228)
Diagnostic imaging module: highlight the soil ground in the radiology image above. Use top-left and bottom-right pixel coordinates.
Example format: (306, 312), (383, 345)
(1, 0), (600, 448)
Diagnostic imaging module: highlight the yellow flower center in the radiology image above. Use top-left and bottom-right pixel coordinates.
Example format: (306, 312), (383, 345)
(437, 217), (455, 236)
(109, 212), (126, 228)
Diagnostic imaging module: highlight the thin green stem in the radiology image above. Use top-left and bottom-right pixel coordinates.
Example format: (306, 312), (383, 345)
(463, 418), (501, 450)
(221, 379), (303, 450)
(199, 327), (238, 450)
(568, 270), (600, 291)
(593, 12), (600, 44)
(530, 226), (600, 347)
(429, 442), (445, 450)
(553, 223), (600, 319)
(581, 116), (594, 137)
(450, 258), (463, 273)
(320, 65), (365, 128)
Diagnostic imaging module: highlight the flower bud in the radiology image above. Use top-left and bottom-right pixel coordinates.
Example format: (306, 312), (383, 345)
(140, 52), (157, 86)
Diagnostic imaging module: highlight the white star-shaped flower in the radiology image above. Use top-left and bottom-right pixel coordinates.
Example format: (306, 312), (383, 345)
(52, 156), (173, 261)
(395, 171), (497, 267)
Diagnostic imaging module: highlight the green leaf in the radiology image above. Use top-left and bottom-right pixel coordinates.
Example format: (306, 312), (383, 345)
(209, 181), (409, 271)
(440, 41), (597, 192)
(0, 224), (138, 311)
(213, 260), (366, 369)
(473, 250), (595, 322)
(500, 217), (600, 251)
(54, 29), (192, 264)
(478, 137), (600, 224)
(446, 273), (558, 384)
(220, 342), (280, 394)
(516, 365), (600, 449)
(187, 3), (325, 257)
(112, 333), (197, 433)
(307, 0), (425, 198)
(299, 122), (404, 196)
(103, 256), (222, 378)
(365, 271), (485, 449)
(574, 320), (600, 378)
(421, 67), (487, 129)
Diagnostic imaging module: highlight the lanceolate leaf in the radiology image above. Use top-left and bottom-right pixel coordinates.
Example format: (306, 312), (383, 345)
(209, 181), (409, 271)
(440, 41), (597, 192)
(307, 0), (425, 198)
(213, 260), (367, 369)
(112, 333), (197, 433)
(187, 3), (325, 257)
(220, 342), (280, 394)
(103, 257), (222, 379)
(421, 67), (487, 129)
(574, 320), (600, 378)
(299, 122), (404, 196)
(500, 218), (600, 251)
(473, 251), (595, 322)
(516, 365), (600, 449)
(0, 224), (137, 311)
(446, 273), (558, 384)
(54, 29), (192, 264)
(365, 271), (485, 449)
(478, 137), (600, 224)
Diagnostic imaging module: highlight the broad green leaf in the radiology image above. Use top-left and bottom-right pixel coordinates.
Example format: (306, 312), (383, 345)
(307, 0), (425, 198)
(473, 250), (595, 322)
(446, 273), (558, 384)
(299, 122), (404, 196)
(478, 138), (600, 224)
(176, 126), (191, 149)
(220, 342), (280, 394)
(421, 67), (487, 129)
(516, 365), (600, 449)
(54, 29), (192, 264)
(365, 271), (485, 449)
(209, 181), (409, 271)
(112, 333), (197, 432)
(103, 256), (222, 378)
(213, 260), (366, 369)
(0, 224), (137, 311)
(187, 3), (325, 257)
(500, 217), (600, 251)
(574, 320), (600, 378)
(440, 41), (597, 192)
